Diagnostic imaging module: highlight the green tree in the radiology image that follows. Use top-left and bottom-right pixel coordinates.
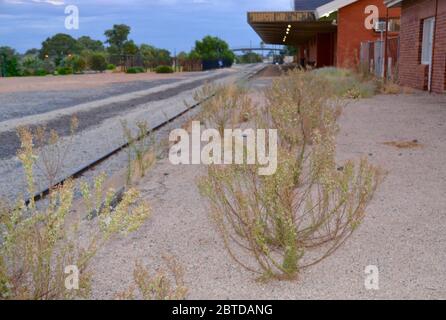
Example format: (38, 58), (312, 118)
(0, 46), (21, 77)
(192, 35), (235, 65)
(139, 44), (171, 69)
(39, 33), (81, 66)
(24, 48), (40, 56)
(154, 48), (171, 66)
(140, 44), (157, 69)
(64, 54), (87, 73)
(188, 50), (201, 60)
(78, 36), (104, 52)
(177, 51), (188, 61)
(104, 24), (131, 55)
(123, 40), (139, 55)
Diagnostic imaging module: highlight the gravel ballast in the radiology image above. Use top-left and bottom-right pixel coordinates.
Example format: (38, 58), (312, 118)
(0, 64), (263, 200)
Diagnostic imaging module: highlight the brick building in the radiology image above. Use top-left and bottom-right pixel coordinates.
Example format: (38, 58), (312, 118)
(386, 0), (446, 93)
(248, 0), (400, 68)
(318, 0), (400, 67)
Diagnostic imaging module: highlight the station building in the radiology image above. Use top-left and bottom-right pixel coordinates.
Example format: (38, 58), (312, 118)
(385, 0), (446, 93)
(248, 0), (401, 68)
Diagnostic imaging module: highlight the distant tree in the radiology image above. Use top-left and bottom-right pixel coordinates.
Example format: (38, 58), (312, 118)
(24, 48), (40, 56)
(236, 52), (263, 64)
(89, 53), (107, 72)
(106, 45), (120, 56)
(188, 50), (201, 60)
(21, 55), (44, 75)
(139, 44), (171, 69)
(0, 46), (21, 77)
(39, 33), (81, 66)
(177, 51), (188, 60)
(78, 36), (104, 52)
(140, 44), (157, 68)
(154, 48), (171, 66)
(63, 54), (87, 73)
(192, 36), (235, 65)
(104, 24), (131, 55)
(123, 40), (139, 55)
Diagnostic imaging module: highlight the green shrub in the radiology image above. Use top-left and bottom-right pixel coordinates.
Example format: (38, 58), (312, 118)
(72, 56), (87, 73)
(21, 55), (45, 76)
(34, 69), (47, 76)
(90, 53), (107, 72)
(126, 66), (145, 74)
(107, 63), (116, 70)
(155, 65), (174, 74)
(42, 59), (55, 75)
(56, 66), (73, 75)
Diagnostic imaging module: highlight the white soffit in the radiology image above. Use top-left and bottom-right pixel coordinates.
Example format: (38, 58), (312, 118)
(315, 0), (358, 19)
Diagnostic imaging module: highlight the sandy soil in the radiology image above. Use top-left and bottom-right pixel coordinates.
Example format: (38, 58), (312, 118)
(0, 71), (201, 94)
(87, 81), (446, 300)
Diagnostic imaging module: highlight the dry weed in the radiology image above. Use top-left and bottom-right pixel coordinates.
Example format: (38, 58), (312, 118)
(198, 69), (381, 280)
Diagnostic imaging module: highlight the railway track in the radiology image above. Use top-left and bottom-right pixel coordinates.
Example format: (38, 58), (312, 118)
(25, 64), (266, 205)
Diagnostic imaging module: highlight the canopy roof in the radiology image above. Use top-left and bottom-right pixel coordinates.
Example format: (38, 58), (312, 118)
(247, 11), (336, 45)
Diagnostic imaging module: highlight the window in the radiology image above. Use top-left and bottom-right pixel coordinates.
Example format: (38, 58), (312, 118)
(387, 18), (400, 32)
(374, 18), (401, 32)
(421, 17), (435, 65)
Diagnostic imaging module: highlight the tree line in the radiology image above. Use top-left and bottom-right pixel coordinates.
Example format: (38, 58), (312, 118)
(0, 24), (236, 77)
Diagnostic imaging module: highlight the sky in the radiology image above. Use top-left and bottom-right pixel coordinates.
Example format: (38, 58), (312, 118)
(0, 0), (292, 54)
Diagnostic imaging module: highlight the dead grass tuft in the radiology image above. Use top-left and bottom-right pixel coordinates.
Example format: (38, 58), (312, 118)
(383, 140), (423, 149)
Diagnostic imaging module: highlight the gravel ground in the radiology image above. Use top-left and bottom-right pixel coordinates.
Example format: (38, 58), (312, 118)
(88, 81), (446, 299)
(0, 79), (181, 122)
(0, 71), (233, 160)
(0, 64), (264, 200)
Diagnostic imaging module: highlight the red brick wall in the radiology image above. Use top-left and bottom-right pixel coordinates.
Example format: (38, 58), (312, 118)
(337, 0), (400, 67)
(432, 0), (446, 93)
(399, 0), (446, 93)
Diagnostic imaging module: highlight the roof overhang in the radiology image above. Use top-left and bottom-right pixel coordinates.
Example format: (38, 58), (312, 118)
(315, 0), (357, 19)
(384, 0), (403, 7)
(248, 11), (337, 45)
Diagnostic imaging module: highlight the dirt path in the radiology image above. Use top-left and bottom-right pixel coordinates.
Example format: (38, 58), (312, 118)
(89, 88), (446, 299)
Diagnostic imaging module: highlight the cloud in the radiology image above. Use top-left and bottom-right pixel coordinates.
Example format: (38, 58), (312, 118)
(2, 0), (64, 5)
(32, 0), (65, 5)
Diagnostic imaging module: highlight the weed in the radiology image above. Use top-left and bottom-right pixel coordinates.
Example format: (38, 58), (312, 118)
(121, 120), (156, 185)
(0, 126), (151, 299)
(32, 116), (79, 188)
(193, 83), (253, 135)
(198, 69), (381, 280)
(115, 256), (188, 300)
(313, 67), (378, 99)
(380, 81), (401, 95)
